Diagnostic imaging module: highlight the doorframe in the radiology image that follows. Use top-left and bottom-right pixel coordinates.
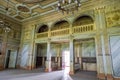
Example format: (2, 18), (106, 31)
(4, 49), (18, 69)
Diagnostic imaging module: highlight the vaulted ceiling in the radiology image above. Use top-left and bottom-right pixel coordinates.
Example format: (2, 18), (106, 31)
(0, 0), (88, 22)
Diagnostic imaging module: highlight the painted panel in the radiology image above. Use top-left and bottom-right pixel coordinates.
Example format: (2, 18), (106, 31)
(8, 50), (17, 68)
(82, 41), (96, 57)
(110, 35), (120, 77)
(20, 45), (29, 67)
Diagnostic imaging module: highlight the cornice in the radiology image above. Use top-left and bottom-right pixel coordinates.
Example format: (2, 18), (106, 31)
(0, 13), (22, 25)
(22, 0), (117, 26)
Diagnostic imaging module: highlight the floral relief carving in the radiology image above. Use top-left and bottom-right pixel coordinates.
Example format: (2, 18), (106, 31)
(112, 13), (120, 21)
(105, 5), (120, 27)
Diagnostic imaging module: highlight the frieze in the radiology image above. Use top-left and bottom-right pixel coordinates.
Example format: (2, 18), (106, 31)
(105, 5), (120, 27)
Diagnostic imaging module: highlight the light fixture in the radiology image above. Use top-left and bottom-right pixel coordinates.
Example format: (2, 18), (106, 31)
(57, 0), (81, 14)
(0, 20), (11, 32)
(0, 0), (11, 32)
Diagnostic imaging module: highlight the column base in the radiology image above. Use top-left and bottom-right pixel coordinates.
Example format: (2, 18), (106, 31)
(106, 74), (113, 80)
(69, 71), (74, 75)
(16, 65), (20, 68)
(45, 68), (51, 72)
(26, 66), (32, 70)
(0, 65), (4, 70)
(97, 73), (106, 80)
(114, 78), (120, 80)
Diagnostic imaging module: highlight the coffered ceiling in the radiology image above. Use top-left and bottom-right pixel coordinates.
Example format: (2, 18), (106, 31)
(0, 0), (88, 22)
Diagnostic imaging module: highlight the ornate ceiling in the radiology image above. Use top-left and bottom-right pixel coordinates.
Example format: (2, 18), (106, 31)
(0, 0), (88, 22)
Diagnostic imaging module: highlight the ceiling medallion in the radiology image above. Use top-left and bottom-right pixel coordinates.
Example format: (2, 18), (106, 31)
(16, 4), (30, 13)
(16, 0), (44, 4)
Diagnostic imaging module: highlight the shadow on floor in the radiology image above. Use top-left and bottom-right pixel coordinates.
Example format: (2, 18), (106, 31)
(0, 68), (98, 80)
(71, 71), (98, 80)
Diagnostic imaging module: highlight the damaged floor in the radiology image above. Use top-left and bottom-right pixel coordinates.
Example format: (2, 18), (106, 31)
(0, 68), (98, 80)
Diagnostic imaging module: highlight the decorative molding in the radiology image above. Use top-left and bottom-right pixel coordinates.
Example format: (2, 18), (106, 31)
(105, 5), (120, 27)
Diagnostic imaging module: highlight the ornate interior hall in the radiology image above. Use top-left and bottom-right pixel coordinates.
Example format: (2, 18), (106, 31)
(0, 0), (120, 80)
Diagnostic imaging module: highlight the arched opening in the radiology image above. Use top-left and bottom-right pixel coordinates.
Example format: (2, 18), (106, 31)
(73, 16), (94, 26)
(73, 15), (94, 33)
(38, 25), (48, 33)
(51, 20), (70, 37)
(51, 20), (69, 31)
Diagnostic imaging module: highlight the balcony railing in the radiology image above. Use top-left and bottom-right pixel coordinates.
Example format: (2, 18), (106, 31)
(51, 28), (69, 37)
(36, 32), (48, 38)
(35, 24), (95, 39)
(73, 24), (94, 33)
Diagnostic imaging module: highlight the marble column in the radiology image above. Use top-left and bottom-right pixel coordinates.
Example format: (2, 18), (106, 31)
(94, 7), (106, 79)
(69, 37), (74, 75)
(99, 7), (113, 80)
(16, 25), (24, 68)
(0, 31), (8, 70)
(32, 43), (37, 69)
(45, 40), (51, 72)
(27, 25), (35, 70)
(42, 57), (45, 67)
(57, 45), (61, 69)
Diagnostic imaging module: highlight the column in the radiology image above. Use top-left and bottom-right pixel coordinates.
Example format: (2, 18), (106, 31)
(27, 25), (35, 70)
(57, 45), (61, 69)
(16, 25), (24, 68)
(99, 7), (113, 80)
(95, 6), (114, 80)
(32, 43), (37, 69)
(69, 37), (74, 75)
(94, 7), (106, 79)
(0, 31), (8, 70)
(45, 39), (51, 72)
(42, 57), (45, 67)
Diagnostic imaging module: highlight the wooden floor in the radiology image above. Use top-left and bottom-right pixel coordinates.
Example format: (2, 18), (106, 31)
(0, 68), (98, 80)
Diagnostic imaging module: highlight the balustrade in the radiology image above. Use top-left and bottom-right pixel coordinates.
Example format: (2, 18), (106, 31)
(36, 32), (48, 38)
(73, 24), (94, 33)
(35, 24), (95, 39)
(51, 28), (69, 37)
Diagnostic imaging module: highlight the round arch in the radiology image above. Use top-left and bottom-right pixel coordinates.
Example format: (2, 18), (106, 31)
(51, 20), (70, 31)
(37, 24), (49, 33)
(73, 15), (94, 26)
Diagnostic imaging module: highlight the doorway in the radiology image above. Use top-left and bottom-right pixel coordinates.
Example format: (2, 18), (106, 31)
(62, 50), (70, 74)
(5, 50), (18, 68)
(74, 38), (97, 72)
(36, 43), (47, 68)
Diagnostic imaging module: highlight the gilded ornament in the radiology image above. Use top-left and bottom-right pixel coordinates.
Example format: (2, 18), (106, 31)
(112, 13), (120, 21)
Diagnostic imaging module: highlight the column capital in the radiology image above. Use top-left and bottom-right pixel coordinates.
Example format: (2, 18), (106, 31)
(94, 6), (105, 14)
(47, 38), (51, 42)
(69, 35), (74, 40)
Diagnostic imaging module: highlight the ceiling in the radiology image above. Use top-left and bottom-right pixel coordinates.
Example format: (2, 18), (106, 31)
(0, 0), (88, 22)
